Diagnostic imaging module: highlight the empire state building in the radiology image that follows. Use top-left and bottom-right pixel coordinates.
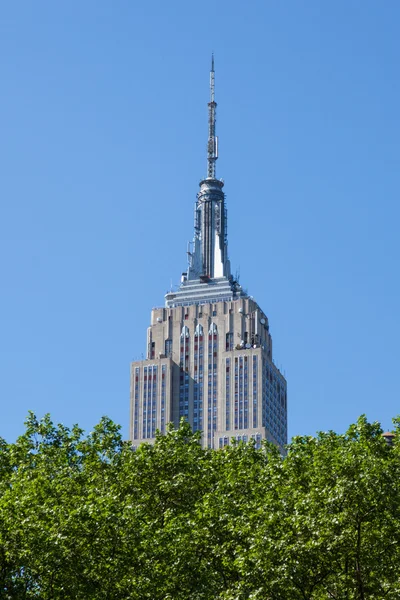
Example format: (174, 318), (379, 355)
(130, 59), (287, 452)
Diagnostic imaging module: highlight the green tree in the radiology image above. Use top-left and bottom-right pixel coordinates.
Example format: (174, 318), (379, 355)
(1, 413), (399, 599)
(242, 416), (400, 599)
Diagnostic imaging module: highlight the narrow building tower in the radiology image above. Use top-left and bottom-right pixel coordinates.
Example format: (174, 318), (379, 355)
(130, 58), (287, 452)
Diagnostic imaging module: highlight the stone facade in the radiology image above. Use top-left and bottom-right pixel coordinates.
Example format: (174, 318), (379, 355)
(130, 297), (287, 453)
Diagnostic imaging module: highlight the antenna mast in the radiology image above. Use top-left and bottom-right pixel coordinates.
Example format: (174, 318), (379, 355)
(207, 54), (218, 179)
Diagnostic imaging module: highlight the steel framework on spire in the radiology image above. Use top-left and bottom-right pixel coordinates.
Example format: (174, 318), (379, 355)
(207, 54), (218, 179)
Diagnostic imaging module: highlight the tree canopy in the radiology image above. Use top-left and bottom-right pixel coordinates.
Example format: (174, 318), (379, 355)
(1, 413), (399, 599)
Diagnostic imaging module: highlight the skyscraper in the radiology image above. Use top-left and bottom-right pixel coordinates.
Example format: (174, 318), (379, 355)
(130, 58), (287, 452)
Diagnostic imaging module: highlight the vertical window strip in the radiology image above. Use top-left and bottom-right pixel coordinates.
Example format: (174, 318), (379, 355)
(179, 327), (190, 420)
(253, 356), (258, 428)
(225, 357), (230, 430)
(193, 333), (204, 433)
(239, 356), (243, 429)
(213, 350), (217, 441)
(208, 333), (212, 447)
(184, 335), (189, 418)
(161, 365), (166, 434)
(143, 366), (148, 438)
(199, 334), (204, 430)
(208, 324), (218, 448)
(244, 356), (248, 429)
(234, 357), (238, 430)
(151, 365), (157, 437)
(134, 367), (139, 439)
(149, 368), (152, 438)
(263, 363), (268, 427)
(193, 338), (198, 432)
(199, 337), (203, 431)
(146, 366), (152, 439)
(179, 340), (184, 420)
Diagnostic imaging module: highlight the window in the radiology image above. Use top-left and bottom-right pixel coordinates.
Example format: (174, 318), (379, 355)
(165, 339), (172, 357)
(226, 332), (234, 351)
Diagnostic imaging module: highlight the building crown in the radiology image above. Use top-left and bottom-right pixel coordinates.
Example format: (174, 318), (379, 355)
(165, 58), (246, 309)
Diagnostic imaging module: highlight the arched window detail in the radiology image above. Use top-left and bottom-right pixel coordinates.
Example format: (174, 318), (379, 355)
(208, 322), (218, 335)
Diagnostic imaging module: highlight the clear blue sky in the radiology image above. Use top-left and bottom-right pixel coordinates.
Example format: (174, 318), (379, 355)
(1, 1), (399, 443)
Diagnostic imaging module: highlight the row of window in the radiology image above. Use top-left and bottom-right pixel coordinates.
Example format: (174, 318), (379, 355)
(218, 433), (263, 449)
(142, 365), (158, 439)
(225, 355), (260, 431)
(134, 356), (286, 445)
(133, 364), (168, 440)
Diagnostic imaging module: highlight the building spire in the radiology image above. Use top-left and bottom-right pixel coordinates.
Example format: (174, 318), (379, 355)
(164, 56), (233, 292)
(210, 53), (215, 100)
(207, 54), (218, 179)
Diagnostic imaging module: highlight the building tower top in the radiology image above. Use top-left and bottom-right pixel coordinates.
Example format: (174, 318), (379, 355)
(164, 58), (246, 308)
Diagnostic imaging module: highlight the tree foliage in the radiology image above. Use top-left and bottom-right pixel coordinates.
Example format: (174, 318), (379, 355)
(0, 413), (399, 599)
